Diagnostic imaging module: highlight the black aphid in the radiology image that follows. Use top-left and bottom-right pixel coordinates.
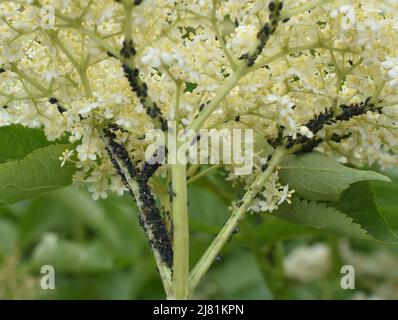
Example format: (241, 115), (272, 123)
(49, 97), (67, 114)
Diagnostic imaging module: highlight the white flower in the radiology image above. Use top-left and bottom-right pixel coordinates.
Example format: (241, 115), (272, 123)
(59, 149), (74, 167)
(76, 143), (97, 161)
(88, 184), (108, 200)
(110, 176), (126, 196)
(250, 172), (294, 213)
(79, 102), (99, 117)
(283, 244), (331, 281)
(299, 126), (314, 139)
(227, 24), (257, 56)
(340, 5), (356, 30)
(381, 57), (398, 88)
(41, 70), (58, 82)
(135, 103), (145, 113)
(277, 184), (292, 205)
(141, 48), (162, 68)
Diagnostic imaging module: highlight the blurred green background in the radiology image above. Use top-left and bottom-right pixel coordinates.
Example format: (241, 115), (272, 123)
(1, 171), (398, 300)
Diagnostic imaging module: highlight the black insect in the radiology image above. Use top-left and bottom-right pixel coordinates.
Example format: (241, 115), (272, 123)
(267, 128), (284, 148)
(261, 155), (272, 171)
(0, 68), (5, 73)
(238, 53), (249, 60)
(120, 39), (136, 58)
(331, 132), (352, 143)
(269, 1), (275, 11)
(235, 115), (241, 122)
(296, 137), (323, 154)
(107, 123), (128, 133)
(107, 51), (116, 58)
(168, 182), (177, 202)
(48, 97), (67, 114)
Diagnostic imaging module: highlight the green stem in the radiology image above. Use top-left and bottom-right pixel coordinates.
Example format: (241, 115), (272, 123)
(170, 162), (190, 299)
(188, 63), (246, 133)
(210, 0), (237, 69)
(169, 77), (189, 299)
(188, 147), (290, 295)
(187, 164), (222, 185)
(49, 32), (93, 98)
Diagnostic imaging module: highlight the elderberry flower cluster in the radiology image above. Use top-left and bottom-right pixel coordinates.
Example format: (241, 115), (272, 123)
(0, 0), (398, 213)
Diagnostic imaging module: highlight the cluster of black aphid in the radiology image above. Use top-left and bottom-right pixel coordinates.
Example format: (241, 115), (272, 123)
(240, 1), (286, 67)
(267, 127), (284, 149)
(105, 145), (136, 198)
(296, 137), (323, 154)
(104, 127), (140, 178)
(284, 97), (382, 153)
(49, 97), (67, 114)
(119, 39), (168, 132)
(103, 126), (173, 268)
(120, 39), (136, 58)
(141, 146), (166, 183)
(0, 68), (5, 73)
(336, 97), (383, 121)
(137, 175), (173, 268)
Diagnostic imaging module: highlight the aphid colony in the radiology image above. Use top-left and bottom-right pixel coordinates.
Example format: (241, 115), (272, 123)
(119, 39), (168, 132)
(103, 126), (173, 268)
(268, 97), (384, 153)
(240, 1), (287, 67)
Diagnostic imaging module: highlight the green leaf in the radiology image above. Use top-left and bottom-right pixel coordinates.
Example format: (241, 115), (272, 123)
(242, 216), (318, 243)
(0, 218), (17, 258)
(271, 197), (372, 241)
(0, 144), (76, 206)
(0, 125), (52, 163)
(207, 250), (272, 299)
(336, 181), (397, 243)
(279, 152), (390, 202)
(31, 233), (114, 274)
(371, 180), (398, 230)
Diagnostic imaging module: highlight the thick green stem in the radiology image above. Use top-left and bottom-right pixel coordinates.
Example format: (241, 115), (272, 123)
(170, 162), (190, 299)
(169, 73), (189, 300)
